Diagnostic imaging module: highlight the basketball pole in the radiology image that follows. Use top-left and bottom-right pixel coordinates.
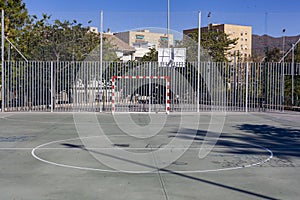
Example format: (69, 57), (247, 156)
(167, 0), (170, 49)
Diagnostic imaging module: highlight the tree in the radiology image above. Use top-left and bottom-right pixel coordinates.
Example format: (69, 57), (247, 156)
(19, 15), (100, 61)
(0, 0), (29, 41)
(141, 47), (158, 61)
(0, 0), (29, 86)
(188, 30), (238, 62)
(296, 44), (300, 63)
(265, 47), (281, 62)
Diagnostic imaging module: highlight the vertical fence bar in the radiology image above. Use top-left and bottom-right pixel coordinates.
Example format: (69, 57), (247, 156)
(281, 62), (285, 112)
(292, 44), (295, 106)
(100, 11), (103, 112)
(50, 61), (54, 112)
(245, 62), (249, 112)
(197, 12), (201, 112)
(1, 10), (5, 112)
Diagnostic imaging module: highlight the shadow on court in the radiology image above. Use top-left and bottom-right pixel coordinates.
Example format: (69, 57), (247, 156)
(62, 143), (280, 200)
(169, 124), (300, 158)
(234, 124), (300, 158)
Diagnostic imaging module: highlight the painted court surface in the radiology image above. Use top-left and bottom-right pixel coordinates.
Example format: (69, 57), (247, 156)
(0, 112), (299, 200)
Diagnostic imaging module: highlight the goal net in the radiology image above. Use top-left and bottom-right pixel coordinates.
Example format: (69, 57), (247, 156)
(111, 76), (170, 114)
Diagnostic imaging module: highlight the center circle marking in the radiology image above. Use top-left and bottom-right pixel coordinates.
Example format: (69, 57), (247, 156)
(31, 136), (273, 174)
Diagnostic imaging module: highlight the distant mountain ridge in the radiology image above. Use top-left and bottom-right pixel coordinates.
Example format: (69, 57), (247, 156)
(252, 34), (300, 57)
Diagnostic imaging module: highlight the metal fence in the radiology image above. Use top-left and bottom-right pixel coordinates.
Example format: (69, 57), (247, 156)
(1, 61), (299, 113)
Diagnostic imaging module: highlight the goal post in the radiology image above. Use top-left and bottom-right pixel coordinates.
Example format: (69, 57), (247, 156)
(111, 76), (170, 114)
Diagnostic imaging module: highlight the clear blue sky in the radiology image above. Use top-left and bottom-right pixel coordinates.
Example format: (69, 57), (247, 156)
(23, 0), (300, 37)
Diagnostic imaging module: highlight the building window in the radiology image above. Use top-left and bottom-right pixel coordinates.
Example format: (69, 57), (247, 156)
(136, 35), (145, 40)
(160, 36), (168, 41)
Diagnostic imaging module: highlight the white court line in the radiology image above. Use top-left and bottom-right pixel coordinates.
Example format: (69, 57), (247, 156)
(1, 147), (271, 150)
(0, 116), (277, 126)
(31, 136), (273, 174)
(1, 147), (296, 150)
(0, 112), (279, 125)
(0, 114), (15, 119)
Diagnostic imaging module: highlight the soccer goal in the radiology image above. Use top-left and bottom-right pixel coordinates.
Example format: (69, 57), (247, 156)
(111, 76), (170, 114)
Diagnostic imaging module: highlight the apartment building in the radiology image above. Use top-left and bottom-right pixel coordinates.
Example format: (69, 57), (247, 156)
(114, 30), (174, 60)
(184, 24), (252, 61)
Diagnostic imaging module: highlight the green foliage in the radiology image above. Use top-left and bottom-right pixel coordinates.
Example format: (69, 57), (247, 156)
(0, 0), (29, 85)
(0, 0), (29, 40)
(18, 15), (100, 61)
(265, 47), (281, 62)
(141, 47), (158, 61)
(284, 75), (300, 107)
(0, 0), (116, 62)
(293, 44), (300, 63)
(276, 43), (300, 63)
(102, 37), (119, 62)
(189, 30), (238, 62)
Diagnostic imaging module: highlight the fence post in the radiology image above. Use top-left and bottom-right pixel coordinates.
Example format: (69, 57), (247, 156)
(50, 61), (54, 112)
(1, 10), (4, 112)
(245, 62), (249, 112)
(197, 11), (201, 113)
(292, 44), (295, 107)
(99, 10), (103, 112)
(148, 62), (152, 113)
(281, 63), (285, 112)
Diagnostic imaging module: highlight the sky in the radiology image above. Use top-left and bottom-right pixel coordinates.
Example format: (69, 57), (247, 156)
(22, 0), (300, 37)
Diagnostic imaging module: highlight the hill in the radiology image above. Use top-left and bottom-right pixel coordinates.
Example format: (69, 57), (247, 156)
(252, 34), (300, 57)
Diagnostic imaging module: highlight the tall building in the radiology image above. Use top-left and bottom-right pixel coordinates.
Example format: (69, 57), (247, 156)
(114, 30), (174, 60)
(184, 24), (252, 61)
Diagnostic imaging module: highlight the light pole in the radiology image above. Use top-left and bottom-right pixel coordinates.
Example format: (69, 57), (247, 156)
(100, 10), (103, 112)
(167, 0), (170, 48)
(281, 28), (286, 111)
(282, 29), (286, 62)
(207, 12), (211, 30)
